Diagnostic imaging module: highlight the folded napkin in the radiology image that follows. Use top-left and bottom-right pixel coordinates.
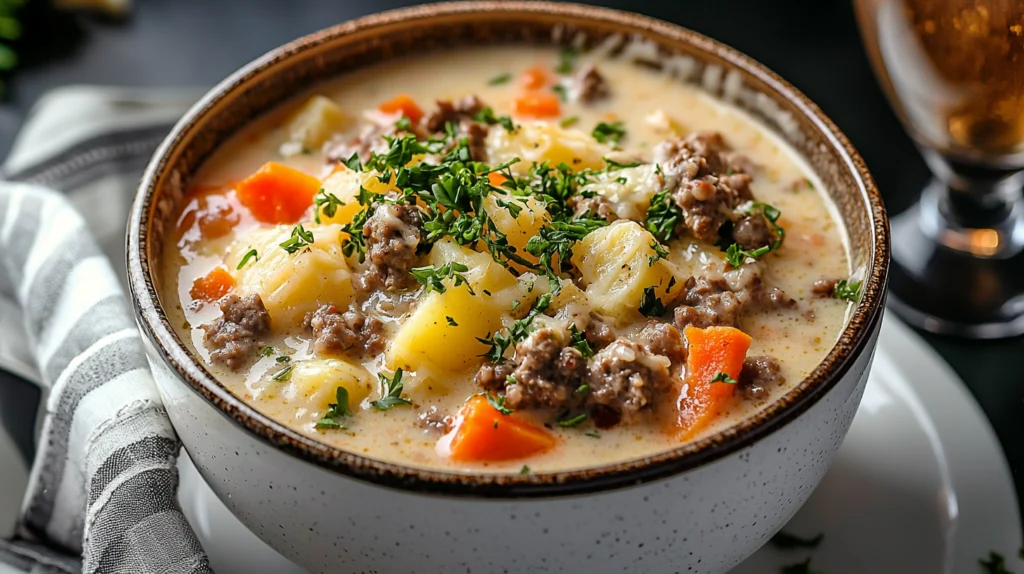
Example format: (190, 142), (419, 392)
(0, 86), (212, 573)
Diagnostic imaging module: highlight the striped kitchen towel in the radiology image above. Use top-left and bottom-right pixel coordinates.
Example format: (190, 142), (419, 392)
(0, 86), (212, 573)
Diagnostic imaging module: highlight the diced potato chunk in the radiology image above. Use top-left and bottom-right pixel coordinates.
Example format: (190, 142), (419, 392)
(482, 193), (550, 269)
(486, 122), (610, 175)
(572, 221), (684, 321)
(229, 224), (354, 327)
(285, 358), (373, 411)
(286, 95), (351, 150)
(386, 240), (521, 387)
(316, 168), (398, 225)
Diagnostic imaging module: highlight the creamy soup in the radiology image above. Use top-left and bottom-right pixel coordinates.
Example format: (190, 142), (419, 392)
(161, 45), (856, 473)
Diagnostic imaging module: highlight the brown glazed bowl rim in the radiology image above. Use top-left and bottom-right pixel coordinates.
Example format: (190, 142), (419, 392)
(127, 1), (889, 498)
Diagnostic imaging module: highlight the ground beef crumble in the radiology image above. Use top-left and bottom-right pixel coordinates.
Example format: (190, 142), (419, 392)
(359, 203), (424, 292)
(502, 328), (588, 411)
(422, 95), (490, 162)
(812, 278), (841, 298)
(568, 193), (618, 222)
(674, 261), (795, 331)
(738, 355), (784, 401)
(202, 294), (271, 371)
(587, 339), (674, 425)
(305, 303), (385, 357)
(575, 64), (610, 104)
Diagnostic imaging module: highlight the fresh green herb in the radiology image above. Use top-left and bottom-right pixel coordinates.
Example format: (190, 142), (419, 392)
(552, 84), (568, 102)
(237, 249), (259, 270)
(315, 387), (352, 429)
(557, 412), (588, 427)
(834, 279), (862, 303)
(585, 430), (601, 439)
(276, 355), (290, 364)
(395, 116), (412, 131)
(638, 286), (666, 317)
(342, 152), (362, 172)
(575, 384), (591, 394)
(410, 262), (475, 295)
(979, 551), (1014, 574)
(525, 216), (607, 283)
(725, 243), (770, 268)
(568, 324), (594, 359)
(645, 190), (683, 243)
(371, 369), (411, 410)
(511, 300), (521, 311)
(478, 293), (553, 362)
(520, 464), (531, 474)
(591, 121), (627, 145)
(473, 107), (516, 132)
(488, 72), (512, 85)
(313, 190), (346, 224)
(769, 531), (824, 550)
(710, 372), (738, 385)
(724, 202), (786, 267)
(487, 393), (514, 415)
(616, 176), (628, 184)
(780, 558), (823, 574)
(279, 224), (315, 254)
(648, 241), (669, 266)
(446, 316), (459, 327)
(259, 346), (275, 357)
(556, 46), (578, 74)
(560, 116), (580, 128)
(604, 158), (642, 171)
(271, 365), (293, 382)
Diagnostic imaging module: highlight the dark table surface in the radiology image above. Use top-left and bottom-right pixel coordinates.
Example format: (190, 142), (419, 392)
(2, 0), (1022, 524)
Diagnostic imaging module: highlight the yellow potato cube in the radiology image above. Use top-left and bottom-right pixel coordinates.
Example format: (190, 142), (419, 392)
(387, 240), (520, 384)
(230, 224), (354, 327)
(572, 221), (684, 321)
(486, 121), (610, 175)
(286, 95), (351, 150)
(316, 169), (397, 225)
(482, 193), (550, 269)
(285, 358), (373, 412)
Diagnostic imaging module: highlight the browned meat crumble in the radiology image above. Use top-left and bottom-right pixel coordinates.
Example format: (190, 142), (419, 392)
(202, 294), (271, 371)
(359, 203), (424, 292)
(305, 303), (385, 357)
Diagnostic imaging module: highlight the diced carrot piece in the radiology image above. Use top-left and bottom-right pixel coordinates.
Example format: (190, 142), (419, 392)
(378, 94), (424, 123)
(448, 395), (556, 462)
(513, 92), (561, 118)
(487, 172), (508, 187)
(235, 162), (320, 224)
(521, 66), (549, 90)
(675, 326), (752, 440)
(190, 266), (235, 303)
(176, 186), (241, 241)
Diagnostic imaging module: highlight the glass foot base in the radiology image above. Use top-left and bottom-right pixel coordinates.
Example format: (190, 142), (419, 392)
(888, 185), (1024, 339)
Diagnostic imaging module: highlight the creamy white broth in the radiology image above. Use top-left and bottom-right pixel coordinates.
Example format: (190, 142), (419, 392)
(161, 45), (851, 473)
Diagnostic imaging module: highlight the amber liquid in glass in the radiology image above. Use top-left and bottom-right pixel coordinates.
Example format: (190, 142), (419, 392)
(856, 0), (1024, 165)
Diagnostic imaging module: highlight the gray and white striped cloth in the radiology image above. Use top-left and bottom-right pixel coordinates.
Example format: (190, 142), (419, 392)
(0, 86), (212, 573)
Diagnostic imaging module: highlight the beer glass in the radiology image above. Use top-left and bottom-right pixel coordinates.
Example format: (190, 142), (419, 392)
(855, 0), (1024, 337)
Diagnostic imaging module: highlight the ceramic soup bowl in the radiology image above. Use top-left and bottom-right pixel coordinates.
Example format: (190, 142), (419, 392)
(127, 3), (889, 572)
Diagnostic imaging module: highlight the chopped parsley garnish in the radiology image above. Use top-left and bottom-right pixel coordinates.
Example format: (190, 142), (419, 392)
(511, 300), (521, 311)
(560, 116), (580, 128)
(279, 224), (315, 254)
(585, 430), (601, 439)
(591, 121), (627, 145)
(371, 369), (411, 410)
(645, 190), (683, 243)
(556, 46), (578, 74)
(557, 412), (587, 427)
(648, 241), (669, 266)
(979, 551), (1014, 574)
(259, 346), (275, 357)
(552, 84), (569, 102)
(833, 279), (862, 303)
(770, 531), (823, 550)
(313, 189), (346, 223)
(525, 216), (607, 284)
(575, 384), (591, 394)
(410, 262), (475, 295)
(710, 372), (738, 385)
(315, 386), (352, 430)
(638, 286), (666, 317)
(445, 316), (459, 327)
(270, 365), (293, 382)
(236, 249), (259, 270)
(394, 116), (411, 131)
(488, 72), (512, 85)
(487, 392), (514, 415)
(478, 293), (553, 363)
(568, 324), (594, 359)
(724, 202), (786, 267)
(276, 355), (290, 364)
(604, 158), (642, 171)
(473, 107), (516, 132)
(725, 243), (770, 268)
(342, 152), (362, 172)
(780, 558), (823, 574)
(520, 464), (531, 474)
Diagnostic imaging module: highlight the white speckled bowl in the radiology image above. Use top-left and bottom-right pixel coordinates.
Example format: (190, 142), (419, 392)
(126, 3), (889, 573)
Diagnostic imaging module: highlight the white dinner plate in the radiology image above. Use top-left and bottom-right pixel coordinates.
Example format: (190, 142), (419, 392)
(1, 315), (1020, 573)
